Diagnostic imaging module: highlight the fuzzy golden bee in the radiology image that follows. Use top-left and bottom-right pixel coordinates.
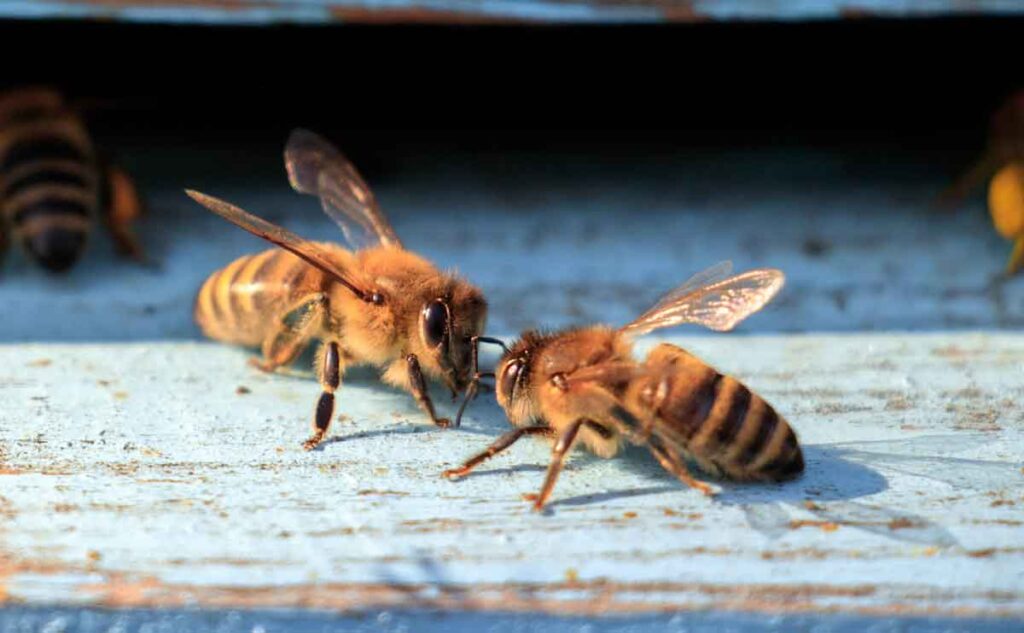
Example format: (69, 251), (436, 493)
(0, 87), (145, 272)
(445, 262), (801, 510)
(941, 89), (1024, 206)
(940, 89), (1024, 274)
(988, 162), (1024, 274)
(188, 130), (487, 450)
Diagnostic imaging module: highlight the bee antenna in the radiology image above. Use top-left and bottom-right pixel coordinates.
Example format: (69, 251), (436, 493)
(454, 336), (505, 427)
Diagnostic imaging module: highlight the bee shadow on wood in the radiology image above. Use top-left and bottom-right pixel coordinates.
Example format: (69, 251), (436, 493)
(713, 440), (1005, 549)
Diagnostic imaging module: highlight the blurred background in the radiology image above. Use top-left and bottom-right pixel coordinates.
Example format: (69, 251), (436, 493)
(0, 5), (1021, 340)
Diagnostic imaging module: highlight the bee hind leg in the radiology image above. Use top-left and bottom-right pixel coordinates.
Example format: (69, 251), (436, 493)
(102, 162), (148, 265)
(648, 437), (715, 497)
(443, 425), (553, 480)
(251, 293), (326, 373)
(1007, 236), (1024, 276)
(303, 341), (346, 451)
(529, 419), (584, 512)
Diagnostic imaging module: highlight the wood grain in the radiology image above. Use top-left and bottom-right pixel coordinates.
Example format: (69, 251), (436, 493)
(0, 334), (1021, 620)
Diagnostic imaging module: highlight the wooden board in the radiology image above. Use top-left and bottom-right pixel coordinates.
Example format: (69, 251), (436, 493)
(1, 333), (1022, 626)
(2, 0), (1022, 25)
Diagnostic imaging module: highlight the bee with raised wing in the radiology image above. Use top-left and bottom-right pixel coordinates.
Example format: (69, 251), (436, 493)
(189, 130), (487, 450)
(444, 263), (801, 511)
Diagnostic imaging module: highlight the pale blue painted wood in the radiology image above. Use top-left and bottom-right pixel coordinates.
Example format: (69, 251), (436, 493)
(0, 607), (1020, 632)
(0, 334), (1021, 620)
(0, 0), (1021, 24)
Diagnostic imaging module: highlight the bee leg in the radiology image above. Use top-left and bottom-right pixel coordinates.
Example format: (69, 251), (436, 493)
(251, 293), (327, 373)
(442, 425), (553, 480)
(1007, 236), (1024, 275)
(530, 419), (584, 512)
(302, 341), (345, 451)
(936, 150), (999, 209)
(102, 162), (148, 265)
(405, 353), (451, 428)
(0, 221), (6, 270)
(648, 438), (714, 497)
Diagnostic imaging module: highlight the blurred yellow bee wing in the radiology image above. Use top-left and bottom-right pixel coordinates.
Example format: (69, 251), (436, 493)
(620, 263), (785, 336)
(284, 129), (403, 251)
(186, 189), (376, 303)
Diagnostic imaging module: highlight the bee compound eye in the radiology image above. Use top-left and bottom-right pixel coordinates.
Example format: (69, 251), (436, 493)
(422, 300), (448, 348)
(499, 360), (522, 400)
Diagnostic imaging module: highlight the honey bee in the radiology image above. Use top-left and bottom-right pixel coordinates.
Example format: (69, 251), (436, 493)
(444, 262), (801, 511)
(939, 90), (1024, 275)
(188, 129), (487, 450)
(988, 162), (1024, 274)
(0, 87), (145, 272)
(941, 89), (1024, 206)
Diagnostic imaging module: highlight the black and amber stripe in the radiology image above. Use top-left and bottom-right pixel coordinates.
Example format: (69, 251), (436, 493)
(649, 363), (803, 482)
(0, 89), (99, 272)
(195, 248), (329, 345)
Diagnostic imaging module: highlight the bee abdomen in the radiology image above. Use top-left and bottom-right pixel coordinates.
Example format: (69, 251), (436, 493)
(691, 378), (803, 481)
(0, 90), (98, 272)
(195, 249), (323, 346)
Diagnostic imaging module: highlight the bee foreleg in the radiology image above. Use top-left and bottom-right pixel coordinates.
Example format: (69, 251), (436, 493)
(102, 162), (148, 265)
(405, 353), (451, 429)
(648, 437), (715, 497)
(302, 340), (345, 451)
(252, 293), (327, 373)
(442, 425), (553, 480)
(530, 419), (584, 512)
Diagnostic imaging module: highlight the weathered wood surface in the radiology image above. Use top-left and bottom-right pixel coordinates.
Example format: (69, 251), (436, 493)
(0, 334), (1021, 624)
(2, 0), (1022, 24)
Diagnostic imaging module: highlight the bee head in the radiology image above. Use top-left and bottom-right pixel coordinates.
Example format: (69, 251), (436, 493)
(493, 331), (549, 424)
(414, 280), (487, 395)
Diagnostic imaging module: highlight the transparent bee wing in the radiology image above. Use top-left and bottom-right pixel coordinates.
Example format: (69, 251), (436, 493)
(620, 263), (785, 336)
(186, 189), (372, 301)
(285, 129), (403, 251)
(645, 261), (734, 309)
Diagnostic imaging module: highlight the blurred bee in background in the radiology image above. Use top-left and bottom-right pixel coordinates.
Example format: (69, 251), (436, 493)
(189, 130), (487, 450)
(940, 89), (1024, 275)
(988, 162), (1024, 275)
(445, 262), (800, 511)
(0, 87), (145, 272)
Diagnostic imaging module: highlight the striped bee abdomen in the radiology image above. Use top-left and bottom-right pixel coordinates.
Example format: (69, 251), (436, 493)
(634, 343), (803, 482)
(195, 248), (330, 347)
(0, 88), (99, 272)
